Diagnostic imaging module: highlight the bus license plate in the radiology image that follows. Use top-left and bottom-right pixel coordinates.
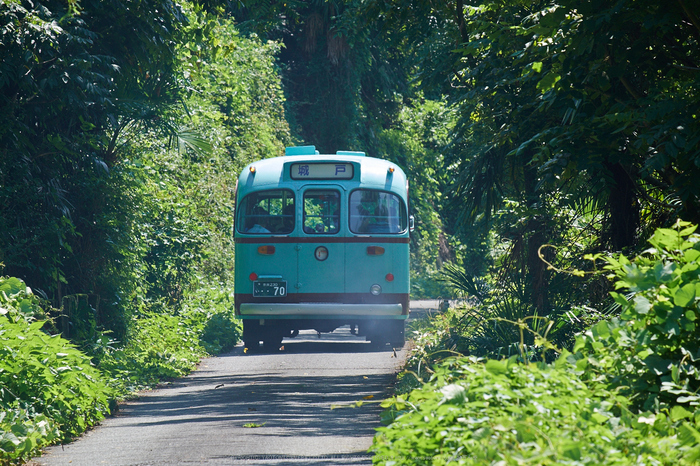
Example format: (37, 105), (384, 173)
(253, 281), (287, 297)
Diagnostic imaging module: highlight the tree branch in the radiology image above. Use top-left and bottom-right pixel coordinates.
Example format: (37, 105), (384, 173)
(673, 64), (700, 71)
(455, 0), (469, 45)
(618, 75), (644, 101)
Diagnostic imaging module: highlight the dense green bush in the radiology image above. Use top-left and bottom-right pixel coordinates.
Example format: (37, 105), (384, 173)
(373, 357), (700, 465)
(1, 277), (112, 463)
(377, 222), (700, 465)
(571, 220), (700, 412)
(98, 313), (207, 392)
(100, 303), (240, 393)
(1, 275), (241, 463)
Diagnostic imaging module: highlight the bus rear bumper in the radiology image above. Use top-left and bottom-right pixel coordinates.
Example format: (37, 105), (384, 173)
(238, 302), (404, 317)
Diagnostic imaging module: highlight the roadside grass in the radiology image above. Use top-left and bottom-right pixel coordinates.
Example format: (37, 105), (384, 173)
(0, 277), (240, 464)
(375, 221), (700, 465)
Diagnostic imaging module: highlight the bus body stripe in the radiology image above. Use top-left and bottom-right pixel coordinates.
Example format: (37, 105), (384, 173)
(235, 236), (410, 244)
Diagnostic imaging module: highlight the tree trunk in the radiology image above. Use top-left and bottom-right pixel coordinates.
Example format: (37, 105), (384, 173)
(605, 162), (639, 250)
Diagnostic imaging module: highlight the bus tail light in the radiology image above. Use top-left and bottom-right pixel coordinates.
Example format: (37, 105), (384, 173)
(370, 284), (382, 296)
(257, 245), (276, 255)
(367, 246), (385, 255)
(386, 273), (394, 282)
(249, 272), (258, 281)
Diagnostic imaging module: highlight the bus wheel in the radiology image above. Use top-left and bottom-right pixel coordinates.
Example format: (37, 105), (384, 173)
(387, 320), (405, 348)
(367, 321), (405, 348)
(243, 321), (261, 351)
(263, 335), (283, 351)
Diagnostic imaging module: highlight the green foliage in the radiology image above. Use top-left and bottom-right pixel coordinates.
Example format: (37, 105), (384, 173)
(0, 0), (188, 322)
(100, 285), (240, 393)
(1, 277), (112, 462)
(373, 356), (700, 465)
(433, 263), (599, 362)
(99, 313), (206, 391)
(1, 0), (290, 348)
(180, 285), (242, 355)
(179, 7), (291, 163)
(0, 409), (58, 465)
(373, 97), (473, 298)
(380, 222), (700, 465)
(571, 220), (700, 411)
(103, 8), (291, 323)
(0, 278), (44, 323)
(1, 274), (240, 463)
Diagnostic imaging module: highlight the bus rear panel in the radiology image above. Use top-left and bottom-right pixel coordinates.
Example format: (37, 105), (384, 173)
(234, 146), (410, 350)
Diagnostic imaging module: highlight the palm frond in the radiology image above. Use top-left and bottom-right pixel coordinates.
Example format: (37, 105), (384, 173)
(169, 127), (213, 157)
(438, 263), (490, 302)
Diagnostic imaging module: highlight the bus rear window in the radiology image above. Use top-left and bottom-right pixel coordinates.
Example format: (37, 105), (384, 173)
(238, 189), (295, 234)
(349, 190), (406, 234)
(303, 190), (340, 234)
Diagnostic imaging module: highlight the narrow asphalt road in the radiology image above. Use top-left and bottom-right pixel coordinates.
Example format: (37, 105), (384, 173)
(33, 301), (442, 466)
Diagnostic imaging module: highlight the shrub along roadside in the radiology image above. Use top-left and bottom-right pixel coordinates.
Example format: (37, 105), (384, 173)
(373, 357), (700, 465)
(1, 277), (111, 463)
(374, 221), (700, 465)
(0, 277), (240, 464)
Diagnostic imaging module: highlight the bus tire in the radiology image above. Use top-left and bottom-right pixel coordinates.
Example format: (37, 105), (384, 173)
(389, 320), (405, 348)
(391, 337), (405, 348)
(243, 321), (261, 351)
(263, 335), (283, 351)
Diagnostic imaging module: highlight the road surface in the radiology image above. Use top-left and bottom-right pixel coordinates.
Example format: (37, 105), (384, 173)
(34, 301), (443, 466)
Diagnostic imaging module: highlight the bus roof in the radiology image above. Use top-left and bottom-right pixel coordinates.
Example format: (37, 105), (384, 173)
(237, 147), (408, 199)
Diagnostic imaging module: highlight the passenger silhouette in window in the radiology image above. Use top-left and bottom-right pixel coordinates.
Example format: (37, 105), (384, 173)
(349, 189), (406, 234)
(246, 205), (271, 233)
(280, 203), (295, 233)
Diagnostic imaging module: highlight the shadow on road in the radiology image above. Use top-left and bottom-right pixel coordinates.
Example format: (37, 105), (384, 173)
(119, 370), (389, 437)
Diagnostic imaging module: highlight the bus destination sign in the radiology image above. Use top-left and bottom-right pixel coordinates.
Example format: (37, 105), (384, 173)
(290, 163), (354, 180)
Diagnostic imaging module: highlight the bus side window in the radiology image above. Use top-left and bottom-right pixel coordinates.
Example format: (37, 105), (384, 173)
(349, 189), (407, 234)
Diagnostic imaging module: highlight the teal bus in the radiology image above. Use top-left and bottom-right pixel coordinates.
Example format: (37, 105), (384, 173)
(234, 145), (412, 350)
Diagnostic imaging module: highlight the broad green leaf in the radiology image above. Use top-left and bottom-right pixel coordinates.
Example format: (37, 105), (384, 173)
(672, 364), (680, 383)
(673, 283), (696, 307)
(485, 359), (507, 376)
(654, 262), (676, 283)
(591, 320), (611, 339)
(643, 354), (672, 375)
(536, 71), (560, 92)
(609, 292), (628, 306)
(671, 405), (693, 421)
(0, 277), (24, 296)
(679, 423), (700, 447)
(684, 249), (700, 263)
(633, 296), (651, 315)
(679, 225), (698, 236)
